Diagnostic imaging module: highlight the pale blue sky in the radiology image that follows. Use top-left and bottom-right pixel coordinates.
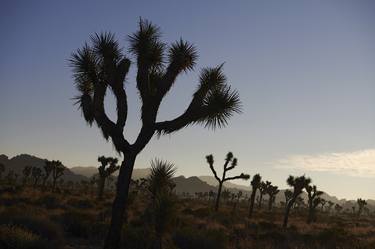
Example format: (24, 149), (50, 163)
(1, 0), (375, 199)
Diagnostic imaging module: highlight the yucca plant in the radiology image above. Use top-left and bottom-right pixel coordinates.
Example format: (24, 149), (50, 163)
(248, 174), (261, 218)
(305, 184), (323, 224)
(146, 159), (177, 249)
(97, 156), (120, 200)
(206, 152), (249, 211)
(70, 19), (241, 249)
(283, 175), (311, 228)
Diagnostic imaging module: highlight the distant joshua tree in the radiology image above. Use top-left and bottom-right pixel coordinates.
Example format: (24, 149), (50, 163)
(248, 174), (261, 218)
(320, 198), (327, 212)
(266, 184), (279, 211)
(0, 163), (5, 180)
(258, 181), (271, 209)
(232, 191), (243, 213)
(327, 200), (334, 213)
(70, 19), (242, 249)
(50, 160), (65, 191)
(305, 184), (323, 224)
(206, 152), (249, 211)
(334, 203), (343, 214)
(22, 166), (32, 186)
(31, 167), (42, 187)
(357, 198), (367, 217)
(42, 160), (54, 187)
(283, 175), (311, 228)
(97, 156), (120, 199)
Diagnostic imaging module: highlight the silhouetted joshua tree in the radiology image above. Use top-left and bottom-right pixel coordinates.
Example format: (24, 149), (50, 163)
(31, 167), (42, 187)
(22, 166), (32, 186)
(283, 175), (311, 228)
(70, 19), (241, 249)
(232, 191), (242, 213)
(327, 200), (334, 213)
(266, 184), (279, 211)
(357, 198), (367, 217)
(97, 156), (120, 199)
(50, 160), (65, 191)
(42, 160), (54, 187)
(248, 174), (261, 218)
(258, 181), (271, 209)
(206, 152), (249, 211)
(305, 184), (323, 224)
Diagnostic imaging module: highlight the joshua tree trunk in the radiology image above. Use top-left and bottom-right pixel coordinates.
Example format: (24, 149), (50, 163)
(214, 181), (223, 211)
(104, 154), (136, 249)
(283, 198), (294, 228)
(248, 189), (256, 218)
(258, 193), (263, 208)
(307, 206), (314, 224)
(52, 178), (57, 192)
(98, 177), (106, 200)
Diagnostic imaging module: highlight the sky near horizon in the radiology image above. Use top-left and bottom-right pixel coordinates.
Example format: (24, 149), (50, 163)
(1, 0), (375, 199)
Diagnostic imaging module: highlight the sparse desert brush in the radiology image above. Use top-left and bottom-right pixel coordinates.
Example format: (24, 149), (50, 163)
(0, 224), (53, 249)
(66, 196), (95, 209)
(173, 227), (228, 249)
(0, 211), (64, 248)
(34, 193), (61, 209)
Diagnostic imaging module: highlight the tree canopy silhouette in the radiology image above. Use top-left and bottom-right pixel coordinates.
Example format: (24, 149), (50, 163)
(70, 19), (242, 249)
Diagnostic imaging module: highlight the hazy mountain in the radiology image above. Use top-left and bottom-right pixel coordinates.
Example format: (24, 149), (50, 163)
(70, 166), (150, 180)
(0, 154), (86, 182)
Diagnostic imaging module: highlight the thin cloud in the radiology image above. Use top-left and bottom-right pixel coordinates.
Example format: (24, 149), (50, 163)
(274, 149), (375, 178)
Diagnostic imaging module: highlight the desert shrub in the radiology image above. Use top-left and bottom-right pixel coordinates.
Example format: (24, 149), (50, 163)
(0, 225), (53, 249)
(58, 210), (92, 238)
(172, 227), (227, 249)
(66, 197), (94, 209)
(189, 207), (211, 218)
(121, 224), (155, 249)
(34, 194), (60, 209)
(0, 212), (64, 248)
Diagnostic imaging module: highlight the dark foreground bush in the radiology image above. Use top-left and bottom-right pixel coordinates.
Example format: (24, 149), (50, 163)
(0, 225), (53, 249)
(121, 224), (155, 249)
(172, 227), (227, 249)
(0, 212), (64, 249)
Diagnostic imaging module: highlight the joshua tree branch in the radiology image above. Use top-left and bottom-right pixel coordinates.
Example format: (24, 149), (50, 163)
(224, 173), (250, 182)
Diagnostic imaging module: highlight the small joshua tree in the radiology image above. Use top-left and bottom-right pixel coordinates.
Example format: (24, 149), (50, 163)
(305, 184), (323, 224)
(266, 184), (279, 211)
(258, 181), (271, 209)
(70, 19), (242, 249)
(327, 200), (334, 213)
(248, 174), (261, 218)
(42, 160), (54, 187)
(51, 160), (65, 191)
(334, 204), (343, 214)
(283, 175), (311, 228)
(320, 198), (327, 212)
(22, 166), (32, 186)
(357, 198), (367, 217)
(206, 152), (249, 211)
(232, 191), (242, 213)
(97, 156), (120, 199)
(31, 167), (42, 187)
(0, 163), (5, 180)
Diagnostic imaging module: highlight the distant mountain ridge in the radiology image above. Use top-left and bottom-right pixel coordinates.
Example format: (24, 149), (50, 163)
(0, 154), (86, 182)
(1, 153), (373, 210)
